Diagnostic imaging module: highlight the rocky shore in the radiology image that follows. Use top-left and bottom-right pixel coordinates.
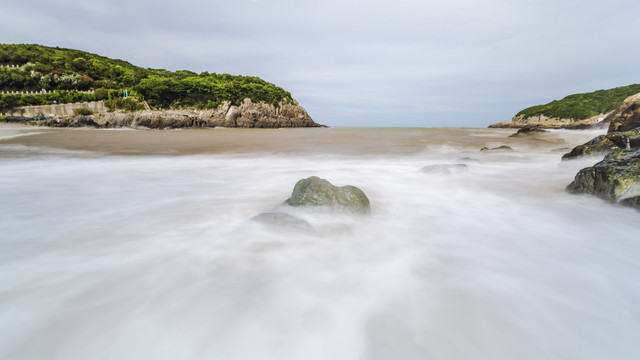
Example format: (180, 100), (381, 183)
(1, 98), (324, 129)
(561, 93), (640, 210)
(489, 112), (609, 129)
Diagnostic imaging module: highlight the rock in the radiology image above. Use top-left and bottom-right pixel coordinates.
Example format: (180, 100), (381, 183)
(566, 149), (640, 209)
(489, 112), (609, 129)
(251, 212), (314, 231)
(39, 98), (324, 129)
(606, 93), (640, 133)
(508, 125), (549, 137)
(458, 157), (480, 162)
(37, 115), (98, 127)
(285, 176), (370, 214)
(420, 164), (468, 174)
(480, 145), (513, 152)
(562, 128), (640, 160)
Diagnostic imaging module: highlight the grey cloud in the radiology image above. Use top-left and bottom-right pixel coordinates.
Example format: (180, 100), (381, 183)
(2, 0), (640, 126)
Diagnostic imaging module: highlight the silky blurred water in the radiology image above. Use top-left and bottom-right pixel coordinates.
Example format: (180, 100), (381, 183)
(1, 126), (639, 360)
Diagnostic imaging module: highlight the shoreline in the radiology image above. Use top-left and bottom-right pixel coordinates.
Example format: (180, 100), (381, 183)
(0, 125), (603, 156)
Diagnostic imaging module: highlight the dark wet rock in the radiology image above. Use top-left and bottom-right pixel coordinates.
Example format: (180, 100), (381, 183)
(566, 149), (640, 209)
(420, 164), (468, 174)
(251, 212), (314, 231)
(480, 145), (513, 152)
(508, 126), (549, 137)
(285, 176), (370, 214)
(606, 93), (640, 133)
(37, 115), (98, 127)
(561, 128), (640, 160)
(458, 157), (481, 162)
(620, 196), (640, 209)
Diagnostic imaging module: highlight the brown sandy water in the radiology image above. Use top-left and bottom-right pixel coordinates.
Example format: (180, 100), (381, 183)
(0, 125), (575, 156)
(1, 125), (639, 360)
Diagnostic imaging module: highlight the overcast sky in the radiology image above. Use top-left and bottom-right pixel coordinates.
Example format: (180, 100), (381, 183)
(2, 0), (639, 127)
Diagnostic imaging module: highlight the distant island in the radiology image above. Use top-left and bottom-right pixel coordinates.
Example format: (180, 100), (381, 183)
(0, 44), (322, 128)
(490, 84), (640, 129)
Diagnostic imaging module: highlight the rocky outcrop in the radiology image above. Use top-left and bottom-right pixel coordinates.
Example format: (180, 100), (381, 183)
(284, 176), (370, 214)
(489, 112), (609, 129)
(36, 115), (99, 127)
(30, 98), (323, 129)
(566, 149), (640, 210)
(213, 99), (320, 128)
(564, 95), (640, 210)
(508, 125), (549, 137)
(562, 95), (640, 160)
(606, 93), (640, 133)
(480, 145), (513, 152)
(561, 128), (640, 160)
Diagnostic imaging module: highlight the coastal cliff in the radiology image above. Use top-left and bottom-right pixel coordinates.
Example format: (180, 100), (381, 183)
(25, 98), (323, 129)
(490, 84), (640, 129)
(489, 113), (609, 129)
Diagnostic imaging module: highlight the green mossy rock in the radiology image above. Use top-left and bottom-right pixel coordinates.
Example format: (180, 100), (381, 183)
(285, 176), (370, 214)
(566, 149), (640, 209)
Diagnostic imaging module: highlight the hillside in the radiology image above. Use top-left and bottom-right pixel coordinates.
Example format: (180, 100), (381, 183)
(517, 84), (640, 120)
(0, 44), (295, 113)
(490, 84), (640, 128)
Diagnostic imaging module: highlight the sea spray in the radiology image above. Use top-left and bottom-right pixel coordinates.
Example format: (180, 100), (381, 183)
(1, 127), (639, 360)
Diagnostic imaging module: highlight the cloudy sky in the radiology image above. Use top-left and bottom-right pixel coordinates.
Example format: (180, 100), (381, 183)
(2, 0), (639, 127)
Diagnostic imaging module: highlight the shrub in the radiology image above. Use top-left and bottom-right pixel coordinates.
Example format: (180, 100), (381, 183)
(73, 108), (93, 115)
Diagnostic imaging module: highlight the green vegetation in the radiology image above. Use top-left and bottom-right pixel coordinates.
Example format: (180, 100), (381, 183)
(517, 84), (640, 120)
(72, 108), (93, 115)
(0, 44), (294, 113)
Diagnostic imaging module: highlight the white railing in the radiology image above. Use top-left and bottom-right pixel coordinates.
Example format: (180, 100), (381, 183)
(0, 89), (96, 95)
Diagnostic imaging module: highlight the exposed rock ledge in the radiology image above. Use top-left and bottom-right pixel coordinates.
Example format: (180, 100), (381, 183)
(489, 112), (610, 129)
(28, 98), (324, 129)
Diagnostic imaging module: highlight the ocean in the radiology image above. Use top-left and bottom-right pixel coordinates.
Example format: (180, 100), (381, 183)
(1, 125), (639, 359)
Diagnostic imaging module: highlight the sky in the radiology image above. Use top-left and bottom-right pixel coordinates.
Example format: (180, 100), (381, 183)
(2, 0), (639, 127)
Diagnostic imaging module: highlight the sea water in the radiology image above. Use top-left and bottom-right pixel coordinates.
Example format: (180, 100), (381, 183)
(0, 126), (639, 360)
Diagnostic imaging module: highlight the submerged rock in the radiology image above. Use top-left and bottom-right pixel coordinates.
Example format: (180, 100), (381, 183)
(285, 176), (370, 214)
(566, 149), (640, 209)
(420, 164), (468, 174)
(480, 145), (513, 152)
(251, 212), (314, 231)
(562, 128), (640, 160)
(508, 126), (549, 137)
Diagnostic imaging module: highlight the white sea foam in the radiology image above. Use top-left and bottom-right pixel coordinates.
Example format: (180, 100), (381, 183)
(0, 128), (638, 360)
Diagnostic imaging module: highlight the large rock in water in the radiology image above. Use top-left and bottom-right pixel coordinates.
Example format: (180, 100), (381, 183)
(561, 128), (640, 160)
(285, 176), (370, 214)
(566, 149), (640, 209)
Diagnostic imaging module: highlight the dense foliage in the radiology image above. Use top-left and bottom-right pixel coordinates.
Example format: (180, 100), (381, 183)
(0, 44), (294, 112)
(517, 84), (640, 120)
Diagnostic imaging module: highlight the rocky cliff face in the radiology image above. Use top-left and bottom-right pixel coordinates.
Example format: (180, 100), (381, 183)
(489, 112), (609, 129)
(34, 99), (323, 129)
(606, 93), (640, 133)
